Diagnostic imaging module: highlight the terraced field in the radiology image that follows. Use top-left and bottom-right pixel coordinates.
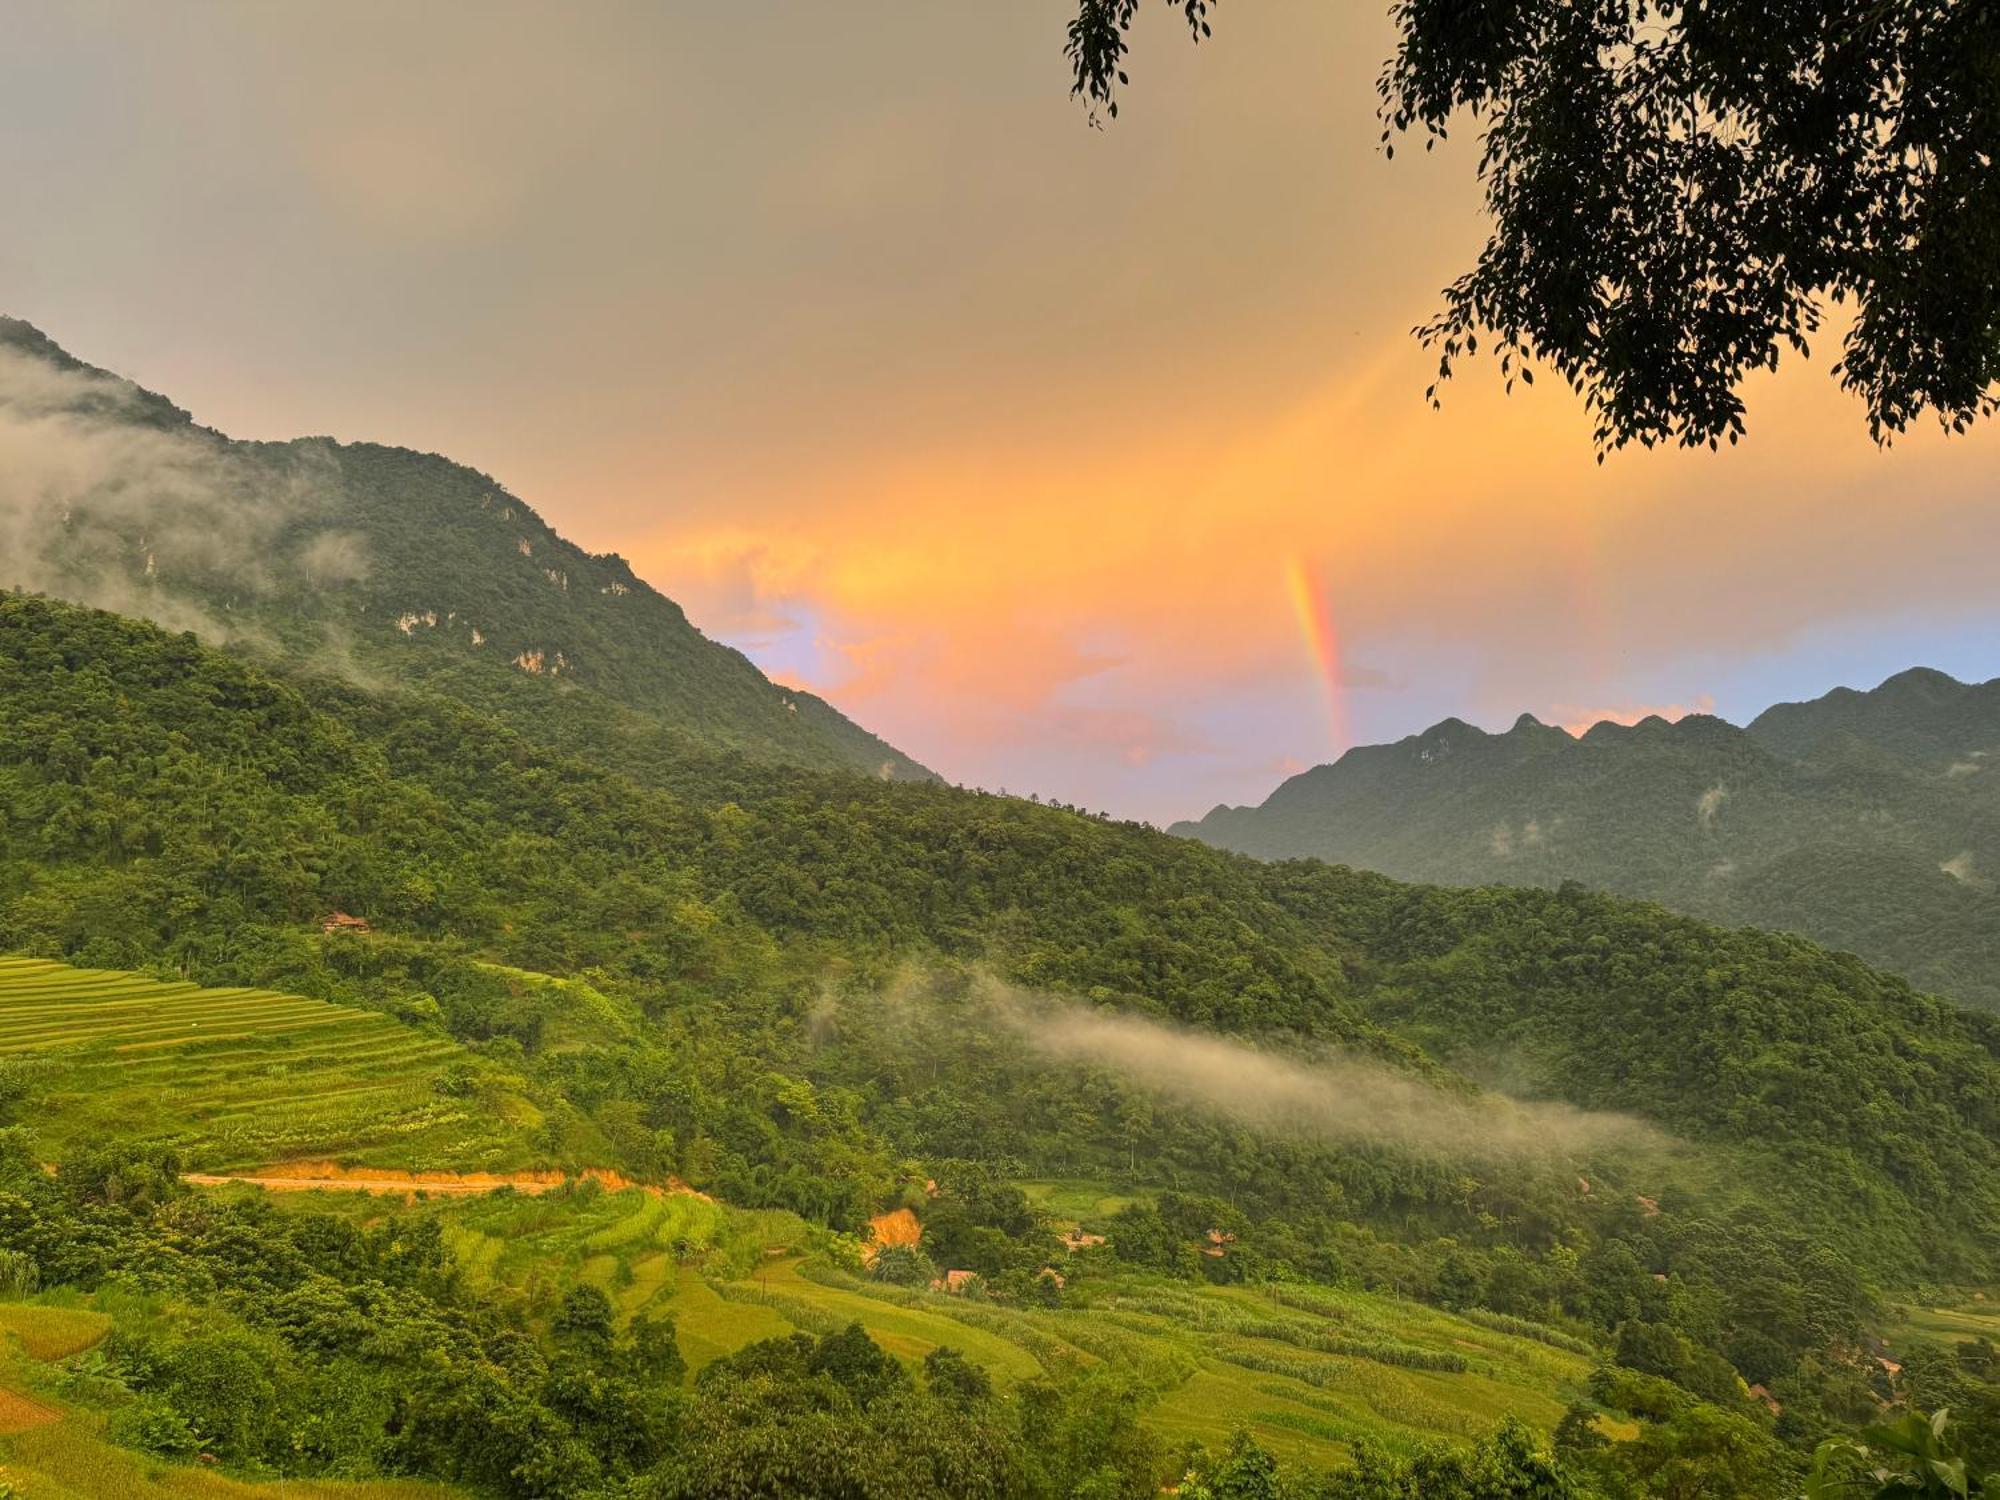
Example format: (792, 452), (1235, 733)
(0, 957), (532, 1171)
(303, 1180), (1596, 1468)
(1889, 1297), (2000, 1347)
(442, 1181), (750, 1317)
(699, 1258), (1593, 1466)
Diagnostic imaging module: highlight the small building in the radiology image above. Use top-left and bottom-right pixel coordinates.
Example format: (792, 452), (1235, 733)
(322, 912), (372, 936)
(1059, 1229), (1106, 1253)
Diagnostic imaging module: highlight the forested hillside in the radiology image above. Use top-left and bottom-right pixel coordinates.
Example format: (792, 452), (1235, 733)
(0, 316), (929, 783)
(1751, 667), (2000, 767)
(3, 590), (2000, 1498)
(1173, 678), (2000, 1008)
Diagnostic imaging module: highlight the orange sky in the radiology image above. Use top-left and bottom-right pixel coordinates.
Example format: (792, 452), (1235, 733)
(7, 1), (1997, 819)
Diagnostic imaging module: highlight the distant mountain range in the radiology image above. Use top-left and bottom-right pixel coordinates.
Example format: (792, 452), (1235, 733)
(0, 316), (929, 784)
(1172, 668), (2000, 1008)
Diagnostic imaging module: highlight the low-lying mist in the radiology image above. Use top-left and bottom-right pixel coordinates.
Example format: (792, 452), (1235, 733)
(895, 971), (1666, 1167)
(0, 341), (367, 652)
(1014, 1001), (1657, 1163)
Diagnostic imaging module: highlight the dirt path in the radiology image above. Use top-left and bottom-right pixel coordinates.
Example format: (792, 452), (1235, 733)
(185, 1161), (710, 1201)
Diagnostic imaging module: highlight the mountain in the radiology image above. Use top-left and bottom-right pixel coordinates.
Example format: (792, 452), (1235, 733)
(6, 594), (2000, 1491)
(0, 315), (929, 783)
(1750, 665), (2000, 768)
(9, 320), (2000, 1493)
(1172, 679), (2000, 1008)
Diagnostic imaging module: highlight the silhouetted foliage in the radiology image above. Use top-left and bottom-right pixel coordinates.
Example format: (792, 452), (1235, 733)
(1063, 2), (2000, 452)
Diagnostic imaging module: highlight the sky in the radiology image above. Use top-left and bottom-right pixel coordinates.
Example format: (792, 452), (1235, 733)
(5, 1), (1996, 823)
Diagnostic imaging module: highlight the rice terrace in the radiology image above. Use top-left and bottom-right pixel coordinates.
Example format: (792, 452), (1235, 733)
(0, 958), (1610, 1477)
(0, 957), (526, 1171)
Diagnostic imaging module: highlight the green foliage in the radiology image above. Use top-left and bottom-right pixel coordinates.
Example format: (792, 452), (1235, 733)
(0, 1246), (38, 1296)
(872, 1242), (940, 1288)
(925, 1344), (993, 1407)
(1231, 1416), (1592, 1498)
(1808, 1409), (2000, 1499)
(1177, 683), (2000, 1011)
(0, 594), (1995, 1494)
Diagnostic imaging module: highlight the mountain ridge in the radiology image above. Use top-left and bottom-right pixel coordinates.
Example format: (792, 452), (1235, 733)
(1173, 669), (2000, 1007)
(0, 314), (932, 785)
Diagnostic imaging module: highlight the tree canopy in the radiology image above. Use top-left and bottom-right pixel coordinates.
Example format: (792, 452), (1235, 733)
(1064, 1), (2000, 454)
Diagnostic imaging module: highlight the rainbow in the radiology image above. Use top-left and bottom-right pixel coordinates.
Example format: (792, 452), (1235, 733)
(1285, 555), (1348, 759)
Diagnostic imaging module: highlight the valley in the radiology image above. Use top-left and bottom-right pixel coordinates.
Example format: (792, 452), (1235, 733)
(0, 321), (1994, 1497)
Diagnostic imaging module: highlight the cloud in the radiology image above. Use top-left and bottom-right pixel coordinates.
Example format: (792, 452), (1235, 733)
(295, 528), (371, 585)
(0, 352), (243, 636)
(1553, 695), (1718, 737)
(1696, 784), (1728, 828)
(658, 535), (805, 643)
(987, 984), (1660, 1164)
(0, 344), (358, 647)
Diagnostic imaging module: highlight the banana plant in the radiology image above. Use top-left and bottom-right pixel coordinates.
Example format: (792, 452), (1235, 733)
(1806, 1409), (1992, 1499)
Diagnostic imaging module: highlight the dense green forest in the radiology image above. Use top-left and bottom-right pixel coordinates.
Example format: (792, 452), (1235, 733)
(3, 590), (1999, 1495)
(1173, 679), (2000, 1009)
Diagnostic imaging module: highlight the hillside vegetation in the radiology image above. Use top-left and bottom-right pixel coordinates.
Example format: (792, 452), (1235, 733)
(0, 316), (929, 785)
(1174, 674), (2000, 1008)
(0, 593), (1995, 1492)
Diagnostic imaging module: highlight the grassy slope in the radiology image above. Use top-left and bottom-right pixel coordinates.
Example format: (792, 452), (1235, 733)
(248, 1183), (1593, 1471)
(0, 958), (536, 1172)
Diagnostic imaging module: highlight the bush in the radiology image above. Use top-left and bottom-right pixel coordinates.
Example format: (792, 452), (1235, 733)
(107, 1394), (200, 1458)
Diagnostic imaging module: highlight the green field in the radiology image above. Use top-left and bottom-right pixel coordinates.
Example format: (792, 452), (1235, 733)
(0, 1423), (455, 1500)
(1888, 1298), (2000, 1347)
(235, 1175), (1591, 1468)
(0, 957), (531, 1171)
(338, 1182), (1593, 1468)
(0, 958), (1601, 1474)
(0, 1303), (111, 1364)
(1018, 1178), (1156, 1223)
(732, 1265), (1592, 1467)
